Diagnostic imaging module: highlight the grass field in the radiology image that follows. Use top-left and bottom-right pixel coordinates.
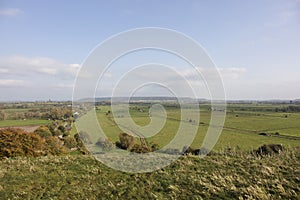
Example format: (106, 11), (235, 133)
(0, 119), (50, 128)
(83, 104), (300, 151)
(0, 149), (299, 199)
(1, 102), (300, 199)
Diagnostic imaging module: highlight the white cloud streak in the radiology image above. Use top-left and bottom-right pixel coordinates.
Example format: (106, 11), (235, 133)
(0, 56), (80, 78)
(0, 79), (29, 87)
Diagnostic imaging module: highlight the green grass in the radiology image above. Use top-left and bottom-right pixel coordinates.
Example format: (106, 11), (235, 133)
(0, 149), (299, 199)
(82, 105), (300, 151)
(1, 103), (300, 199)
(0, 119), (50, 127)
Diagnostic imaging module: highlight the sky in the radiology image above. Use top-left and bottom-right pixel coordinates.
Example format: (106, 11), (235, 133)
(0, 0), (299, 101)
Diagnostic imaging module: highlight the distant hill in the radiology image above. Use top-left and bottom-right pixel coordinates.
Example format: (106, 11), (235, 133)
(79, 96), (206, 103)
(77, 97), (300, 104)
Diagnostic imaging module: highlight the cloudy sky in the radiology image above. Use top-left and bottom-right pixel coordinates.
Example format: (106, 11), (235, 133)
(0, 0), (299, 101)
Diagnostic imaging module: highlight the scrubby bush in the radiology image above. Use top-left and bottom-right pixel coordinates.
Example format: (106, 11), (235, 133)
(34, 126), (52, 138)
(182, 146), (209, 156)
(74, 133), (90, 155)
(63, 136), (77, 149)
(0, 128), (67, 158)
(0, 128), (45, 158)
(130, 144), (151, 153)
(45, 136), (68, 155)
(78, 131), (93, 144)
(96, 137), (114, 151)
(256, 144), (284, 156)
(160, 148), (181, 155)
(149, 142), (160, 151)
(117, 133), (135, 150)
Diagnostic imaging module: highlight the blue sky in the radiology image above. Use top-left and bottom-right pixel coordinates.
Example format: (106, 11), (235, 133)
(0, 0), (299, 101)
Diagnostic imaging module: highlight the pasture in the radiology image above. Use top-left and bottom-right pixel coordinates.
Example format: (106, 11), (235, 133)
(0, 119), (49, 128)
(91, 103), (300, 151)
(1, 102), (300, 199)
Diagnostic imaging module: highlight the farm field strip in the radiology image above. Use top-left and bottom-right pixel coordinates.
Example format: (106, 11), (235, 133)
(94, 105), (300, 150)
(0, 119), (50, 128)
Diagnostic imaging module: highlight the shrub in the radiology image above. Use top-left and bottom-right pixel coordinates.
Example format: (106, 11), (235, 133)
(64, 136), (77, 149)
(130, 144), (151, 153)
(0, 128), (45, 158)
(0, 128), (68, 158)
(182, 146), (209, 156)
(161, 148), (181, 155)
(34, 126), (52, 138)
(149, 142), (160, 151)
(58, 125), (66, 133)
(118, 133), (135, 150)
(182, 146), (194, 155)
(95, 137), (114, 151)
(78, 131), (93, 144)
(74, 133), (90, 155)
(45, 136), (68, 155)
(256, 144), (284, 156)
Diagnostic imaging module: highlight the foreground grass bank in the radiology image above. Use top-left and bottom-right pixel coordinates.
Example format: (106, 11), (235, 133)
(0, 149), (299, 199)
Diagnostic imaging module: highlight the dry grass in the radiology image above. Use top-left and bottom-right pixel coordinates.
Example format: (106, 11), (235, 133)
(0, 148), (299, 199)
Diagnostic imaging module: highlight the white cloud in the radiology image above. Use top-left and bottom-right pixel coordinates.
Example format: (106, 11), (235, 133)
(0, 56), (81, 78)
(180, 67), (246, 81)
(95, 65), (246, 98)
(52, 83), (74, 89)
(218, 67), (247, 79)
(0, 79), (29, 87)
(0, 8), (22, 16)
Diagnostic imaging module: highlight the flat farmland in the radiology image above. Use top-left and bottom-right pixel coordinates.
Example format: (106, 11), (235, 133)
(91, 104), (300, 151)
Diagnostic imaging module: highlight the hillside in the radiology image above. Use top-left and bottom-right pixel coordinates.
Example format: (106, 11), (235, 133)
(0, 149), (299, 199)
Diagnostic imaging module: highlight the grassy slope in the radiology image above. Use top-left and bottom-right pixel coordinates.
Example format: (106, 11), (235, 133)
(0, 149), (299, 199)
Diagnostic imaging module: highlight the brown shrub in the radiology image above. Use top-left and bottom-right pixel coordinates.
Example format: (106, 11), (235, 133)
(0, 128), (68, 159)
(34, 126), (52, 138)
(0, 128), (45, 158)
(118, 133), (135, 150)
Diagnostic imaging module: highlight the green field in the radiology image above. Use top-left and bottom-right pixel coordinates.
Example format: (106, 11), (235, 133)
(1, 102), (300, 199)
(79, 104), (300, 152)
(0, 119), (50, 127)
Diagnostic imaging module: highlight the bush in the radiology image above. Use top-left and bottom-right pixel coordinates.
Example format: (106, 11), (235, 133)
(45, 136), (68, 155)
(74, 133), (90, 155)
(95, 137), (114, 151)
(64, 136), (77, 149)
(256, 144), (284, 156)
(182, 146), (209, 156)
(78, 131), (93, 144)
(0, 128), (68, 158)
(34, 126), (52, 138)
(160, 148), (181, 155)
(0, 128), (45, 158)
(58, 125), (66, 133)
(149, 142), (160, 151)
(118, 133), (135, 150)
(130, 144), (151, 153)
